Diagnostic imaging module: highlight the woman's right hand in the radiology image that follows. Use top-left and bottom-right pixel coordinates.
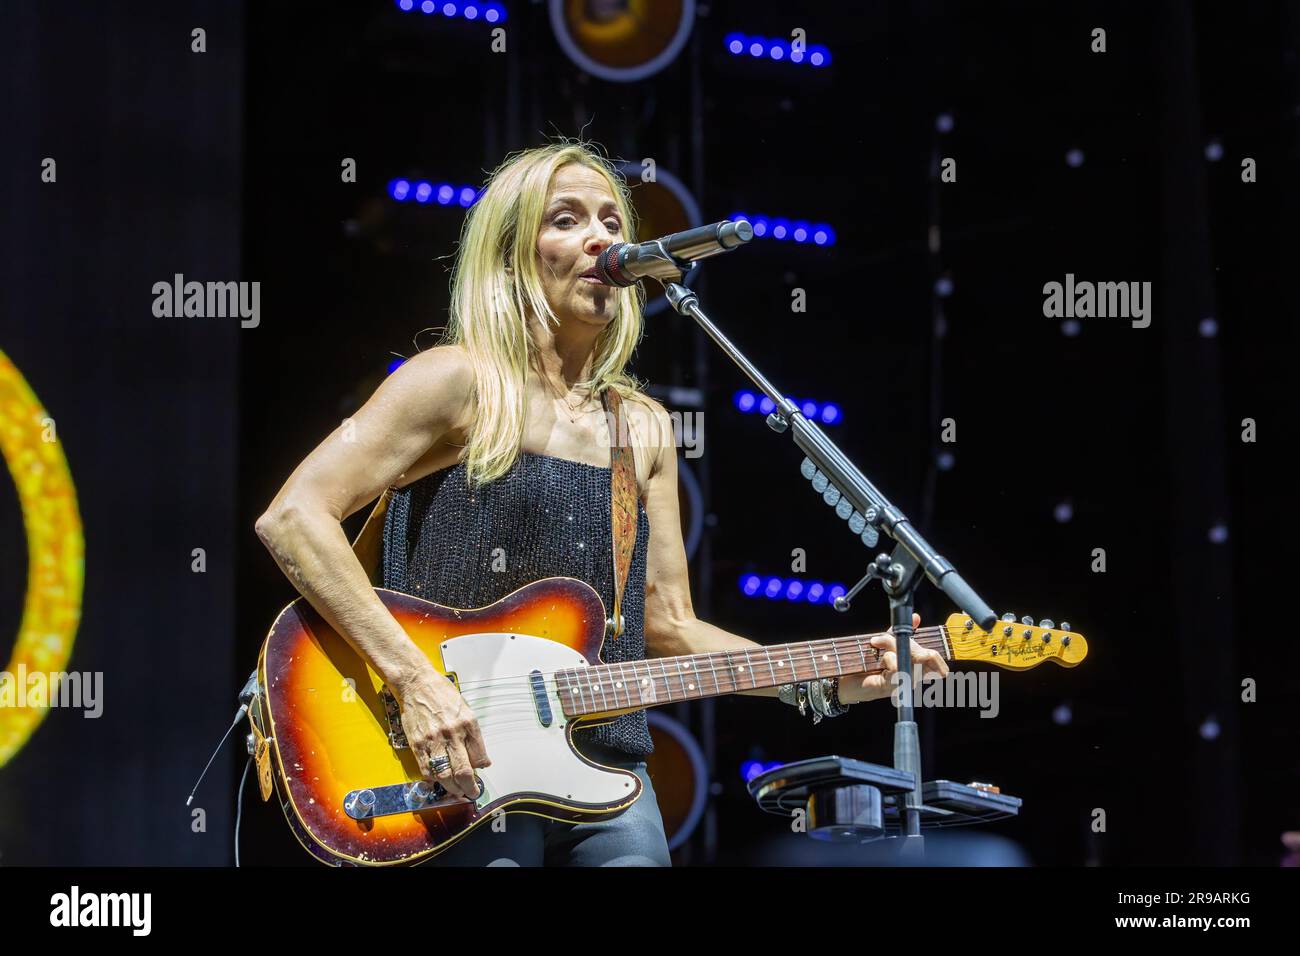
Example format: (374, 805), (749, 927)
(390, 662), (491, 800)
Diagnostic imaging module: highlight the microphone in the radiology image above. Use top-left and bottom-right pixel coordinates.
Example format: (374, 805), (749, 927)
(593, 219), (754, 287)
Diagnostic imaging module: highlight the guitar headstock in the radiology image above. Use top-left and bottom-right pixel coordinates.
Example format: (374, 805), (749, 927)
(943, 613), (1088, 669)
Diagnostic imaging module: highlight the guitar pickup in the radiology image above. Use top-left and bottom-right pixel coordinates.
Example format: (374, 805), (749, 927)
(529, 669), (553, 727)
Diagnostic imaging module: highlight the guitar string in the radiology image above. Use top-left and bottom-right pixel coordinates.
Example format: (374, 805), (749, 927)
(443, 624), (1065, 694)
(431, 635), (1065, 718)
(367, 627), (1064, 727)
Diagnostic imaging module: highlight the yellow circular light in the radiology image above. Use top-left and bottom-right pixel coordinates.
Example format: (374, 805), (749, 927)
(0, 348), (84, 767)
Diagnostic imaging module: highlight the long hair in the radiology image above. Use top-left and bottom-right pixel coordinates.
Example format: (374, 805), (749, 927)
(438, 140), (648, 488)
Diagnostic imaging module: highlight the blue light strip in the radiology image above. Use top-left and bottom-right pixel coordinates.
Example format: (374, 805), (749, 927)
(723, 33), (831, 67)
(395, 0), (508, 22)
(738, 574), (847, 605)
(389, 178), (482, 208)
(728, 212), (836, 246)
(734, 390), (841, 425)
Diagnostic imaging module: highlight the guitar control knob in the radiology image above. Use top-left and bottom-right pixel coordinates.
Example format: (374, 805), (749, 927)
(1039, 618), (1055, 630)
(350, 789), (376, 816)
(1001, 612), (1017, 623)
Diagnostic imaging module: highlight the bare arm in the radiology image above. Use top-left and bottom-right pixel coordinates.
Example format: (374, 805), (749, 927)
(254, 345), (472, 691)
(638, 400), (779, 698)
(639, 400), (948, 704)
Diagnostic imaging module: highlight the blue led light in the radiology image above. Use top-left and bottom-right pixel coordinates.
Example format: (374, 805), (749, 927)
(442, 2), (457, 15)
(801, 400), (817, 418)
(458, 186), (476, 207)
(389, 178), (411, 201)
(749, 40), (765, 57)
(806, 581), (825, 604)
(420, 0), (435, 12)
(725, 33), (745, 54)
(764, 577), (784, 599)
(741, 574), (762, 596)
(464, 4), (479, 19)
(387, 357), (407, 374)
(758, 396), (776, 415)
(785, 580), (804, 601)
(414, 181), (433, 203)
(397, 0), (414, 10)
(820, 404), (840, 424)
(810, 45), (831, 66)
(742, 760), (782, 782)
(792, 221), (811, 243)
(735, 390), (757, 412)
(436, 184), (454, 205)
(769, 42), (786, 61)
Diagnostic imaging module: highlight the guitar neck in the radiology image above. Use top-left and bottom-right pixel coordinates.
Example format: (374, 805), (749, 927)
(554, 626), (954, 718)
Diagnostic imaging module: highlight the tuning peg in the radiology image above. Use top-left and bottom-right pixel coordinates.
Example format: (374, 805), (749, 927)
(1001, 611), (1016, 622)
(1060, 621), (1071, 632)
(1021, 615), (1034, 626)
(1039, 618), (1055, 629)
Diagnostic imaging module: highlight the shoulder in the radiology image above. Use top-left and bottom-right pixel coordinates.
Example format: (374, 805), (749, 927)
(381, 344), (476, 428)
(618, 389), (676, 475)
(402, 343), (474, 387)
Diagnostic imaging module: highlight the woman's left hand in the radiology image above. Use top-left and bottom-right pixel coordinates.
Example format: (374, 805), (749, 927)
(837, 612), (950, 704)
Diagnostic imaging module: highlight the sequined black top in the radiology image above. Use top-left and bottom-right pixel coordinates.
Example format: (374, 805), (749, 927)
(380, 450), (654, 756)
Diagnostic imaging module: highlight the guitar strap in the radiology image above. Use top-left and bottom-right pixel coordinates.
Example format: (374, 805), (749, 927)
(350, 386), (639, 642)
(600, 386), (638, 641)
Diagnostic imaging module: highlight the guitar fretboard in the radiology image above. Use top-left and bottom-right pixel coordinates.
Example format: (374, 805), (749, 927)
(553, 628), (954, 717)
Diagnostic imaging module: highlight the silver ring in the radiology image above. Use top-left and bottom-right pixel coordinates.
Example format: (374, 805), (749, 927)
(429, 754), (451, 774)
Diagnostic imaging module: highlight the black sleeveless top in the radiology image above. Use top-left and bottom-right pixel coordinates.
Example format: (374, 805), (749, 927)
(380, 450), (655, 756)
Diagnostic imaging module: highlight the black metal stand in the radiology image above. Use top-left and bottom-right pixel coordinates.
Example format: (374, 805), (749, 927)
(658, 270), (1012, 862)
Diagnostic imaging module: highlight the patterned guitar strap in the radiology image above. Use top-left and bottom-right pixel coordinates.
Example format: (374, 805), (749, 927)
(600, 386), (638, 640)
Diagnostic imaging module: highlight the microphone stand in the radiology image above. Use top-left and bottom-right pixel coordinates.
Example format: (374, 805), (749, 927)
(658, 269), (998, 858)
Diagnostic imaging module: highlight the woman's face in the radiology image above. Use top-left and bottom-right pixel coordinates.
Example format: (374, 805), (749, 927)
(535, 163), (624, 329)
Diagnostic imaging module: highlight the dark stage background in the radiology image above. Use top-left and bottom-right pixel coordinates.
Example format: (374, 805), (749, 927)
(1, 0), (1295, 867)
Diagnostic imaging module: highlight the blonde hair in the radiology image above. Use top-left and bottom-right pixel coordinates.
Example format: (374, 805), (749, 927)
(437, 140), (649, 488)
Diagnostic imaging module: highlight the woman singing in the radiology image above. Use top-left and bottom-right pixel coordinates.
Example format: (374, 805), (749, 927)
(254, 140), (949, 866)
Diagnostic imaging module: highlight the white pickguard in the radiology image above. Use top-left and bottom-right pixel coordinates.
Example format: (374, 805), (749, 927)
(438, 632), (640, 811)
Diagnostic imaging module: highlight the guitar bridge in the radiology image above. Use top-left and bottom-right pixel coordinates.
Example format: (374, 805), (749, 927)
(379, 686), (408, 751)
(343, 777), (485, 820)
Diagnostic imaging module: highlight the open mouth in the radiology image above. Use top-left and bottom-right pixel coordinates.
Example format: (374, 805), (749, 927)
(579, 266), (605, 284)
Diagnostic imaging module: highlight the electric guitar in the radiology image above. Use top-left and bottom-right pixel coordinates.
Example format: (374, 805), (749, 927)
(250, 577), (1087, 866)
